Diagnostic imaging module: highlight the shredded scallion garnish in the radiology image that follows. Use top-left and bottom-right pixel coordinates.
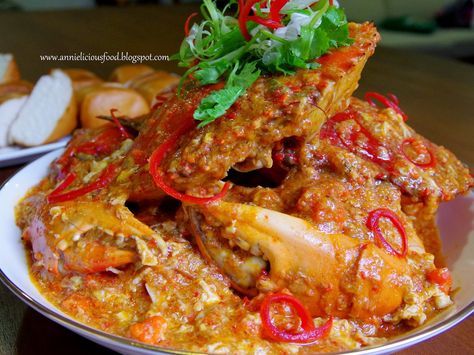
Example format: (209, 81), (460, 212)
(173, 0), (353, 126)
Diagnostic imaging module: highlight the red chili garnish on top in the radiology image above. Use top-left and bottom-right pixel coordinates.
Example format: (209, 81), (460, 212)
(238, 0), (287, 40)
(149, 116), (231, 204)
(260, 293), (333, 343)
(401, 137), (436, 169)
(184, 12), (198, 36)
(110, 109), (132, 139)
(366, 208), (408, 258)
(239, 0), (260, 40)
(427, 268), (452, 294)
(47, 164), (118, 204)
(269, 0), (288, 22)
(365, 92), (408, 121)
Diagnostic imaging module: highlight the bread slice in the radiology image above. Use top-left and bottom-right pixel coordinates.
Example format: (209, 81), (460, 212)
(9, 70), (77, 146)
(0, 96), (27, 147)
(80, 86), (149, 128)
(0, 54), (20, 84)
(110, 64), (155, 84)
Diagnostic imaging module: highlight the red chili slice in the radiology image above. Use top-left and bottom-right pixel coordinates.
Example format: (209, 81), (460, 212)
(239, 0), (261, 40)
(110, 109), (132, 139)
(260, 293), (333, 343)
(47, 164), (118, 204)
(320, 111), (393, 167)
(401, 137), (436, 169)
(365, 92), (408, 121)
(184, 12), (198, 36)
(366, 208), (408, 258)
(48, 172), (77, 201)
(269, 0), (289, 22)
(148, 117), (230, 204)
(247, 15), (283, 30)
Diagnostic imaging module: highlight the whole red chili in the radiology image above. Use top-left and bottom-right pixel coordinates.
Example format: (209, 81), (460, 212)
(366, 208), (408, 258)
(260, 293), (333, 343)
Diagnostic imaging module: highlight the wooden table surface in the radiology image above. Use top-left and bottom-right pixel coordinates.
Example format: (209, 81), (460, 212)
(0, 5), (473, 355)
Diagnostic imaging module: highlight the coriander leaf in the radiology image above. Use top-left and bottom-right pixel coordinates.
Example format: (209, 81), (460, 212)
(194, 61), (230, 85)
(194, 86), (243, 126)
(228, 61), (261, 88)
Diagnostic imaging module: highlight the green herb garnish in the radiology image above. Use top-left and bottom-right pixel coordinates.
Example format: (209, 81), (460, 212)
(173, 0), (353, 126)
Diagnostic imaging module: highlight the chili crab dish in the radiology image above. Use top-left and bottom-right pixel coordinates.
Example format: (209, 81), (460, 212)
(15, 0), (472, 353)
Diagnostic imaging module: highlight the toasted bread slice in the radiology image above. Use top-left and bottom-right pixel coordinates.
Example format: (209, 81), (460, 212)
(110, 64), (155, 84)
(80, 86), (149, 128)
(0, 54), (20, 84)
(9, 70), (77, 146)
(0, 95), (27, 147)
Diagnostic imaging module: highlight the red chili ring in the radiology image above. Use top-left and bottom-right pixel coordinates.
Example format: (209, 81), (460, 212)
(366, 208), (408, 258)
(365, 92), (408, 121)
(260, 293), (333, 344)
(400, 137), (436, 169)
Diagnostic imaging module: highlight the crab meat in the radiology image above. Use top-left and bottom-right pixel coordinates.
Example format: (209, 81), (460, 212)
(193, 202), (409, 319)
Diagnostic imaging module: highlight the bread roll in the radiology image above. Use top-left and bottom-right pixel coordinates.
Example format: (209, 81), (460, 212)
(75, 82), (123, 106)
(9, 70), (77, 146)
(80, 86), (149, 128)
(0, 96), (27, 147)
(62, 68), (103, 93)
(0, 54), (20, 84)
(128, 71), (179, 104)
(110, 64), (155, 84)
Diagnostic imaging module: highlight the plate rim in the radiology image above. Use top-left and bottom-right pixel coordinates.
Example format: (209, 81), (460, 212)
(0, 148), (472, 355)
(0, 137), (69, 165)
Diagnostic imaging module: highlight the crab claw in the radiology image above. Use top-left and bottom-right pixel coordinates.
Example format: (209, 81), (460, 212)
(23, 199), (167, 274)
(192, 202), (409, 319)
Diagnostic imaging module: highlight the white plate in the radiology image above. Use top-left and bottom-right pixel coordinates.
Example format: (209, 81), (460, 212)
(0, 137), (69, 168)
(0, 149), (472, 355)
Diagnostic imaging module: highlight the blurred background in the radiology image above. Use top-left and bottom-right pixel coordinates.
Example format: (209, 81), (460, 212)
(0, 0), (473, 64)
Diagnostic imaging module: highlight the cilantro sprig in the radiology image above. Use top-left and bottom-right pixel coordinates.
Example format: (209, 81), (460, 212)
(173, 0), (353, 126)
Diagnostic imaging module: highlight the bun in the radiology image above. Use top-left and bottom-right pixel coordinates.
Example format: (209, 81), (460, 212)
(80, 86), (149, 128)
(62, 68), (103, 93)
(110, 64), (155, 84)
(127, 71), (179, 104)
